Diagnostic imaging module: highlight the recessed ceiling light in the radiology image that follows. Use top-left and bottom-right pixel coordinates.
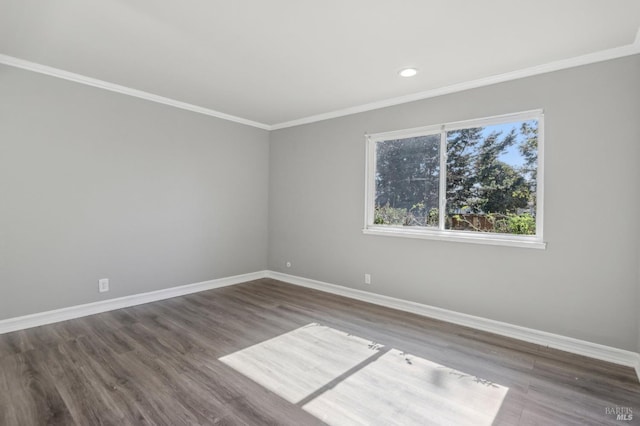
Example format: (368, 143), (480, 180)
(399, 68), (418, 78)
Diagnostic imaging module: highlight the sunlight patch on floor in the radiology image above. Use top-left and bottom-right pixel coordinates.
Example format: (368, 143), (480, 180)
(219, 323), (380, 403)
(219, 323), (508, 425)
(303, 348), (507, 425)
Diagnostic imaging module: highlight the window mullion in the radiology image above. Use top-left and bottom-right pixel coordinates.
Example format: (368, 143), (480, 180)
(364, 110), (544, 248)
(438, 128), (447, 231)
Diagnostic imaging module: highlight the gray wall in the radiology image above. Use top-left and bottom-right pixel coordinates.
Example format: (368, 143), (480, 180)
(0, 64), (269, 320)
(2, 54), (639, 353)
(268, 55), (640, 351)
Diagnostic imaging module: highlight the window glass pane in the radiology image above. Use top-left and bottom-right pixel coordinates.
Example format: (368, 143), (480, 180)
(375, 134), (440, 227)
(445, 119), (538, 235)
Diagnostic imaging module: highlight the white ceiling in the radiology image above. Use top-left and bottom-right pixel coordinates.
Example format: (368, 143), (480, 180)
(1, 1), (639, 128)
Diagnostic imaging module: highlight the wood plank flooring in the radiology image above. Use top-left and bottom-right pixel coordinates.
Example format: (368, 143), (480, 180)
(0, 278), (638, 425)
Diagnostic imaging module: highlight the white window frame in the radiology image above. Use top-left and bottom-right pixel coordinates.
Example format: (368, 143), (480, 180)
(363, 109), (546, 249)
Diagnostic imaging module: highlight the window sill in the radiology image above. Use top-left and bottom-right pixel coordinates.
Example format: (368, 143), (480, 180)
(362, 226), (547, 249)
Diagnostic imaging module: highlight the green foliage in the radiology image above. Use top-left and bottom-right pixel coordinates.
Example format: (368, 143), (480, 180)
(446, 128), (483, 212)
(477, 161), (530, 214)
(519, 121), (538, 209)
(374, 120), (539, 236)
(374, 204), (440, 227)
(427, 207), (439, 226)
(375, 135), (440, 215)
(507, 212), (536, 235)
(450, 212), (535, 235)
(374, 204), (407, 225)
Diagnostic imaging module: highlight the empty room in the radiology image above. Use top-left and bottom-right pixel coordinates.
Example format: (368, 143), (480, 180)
(1, 1), (639, 425)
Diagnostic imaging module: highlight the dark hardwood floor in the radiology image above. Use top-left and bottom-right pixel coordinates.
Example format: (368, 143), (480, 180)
(0, 278), (638, 425)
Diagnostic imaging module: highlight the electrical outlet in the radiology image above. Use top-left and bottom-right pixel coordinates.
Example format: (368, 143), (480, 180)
(98, 278), (109, 293)
(364, 274), (371, 285)
(285, 261), (292, 268)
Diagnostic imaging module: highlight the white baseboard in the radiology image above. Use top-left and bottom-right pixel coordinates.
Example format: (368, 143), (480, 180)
(2, 269), (638, 383)
(266, 271), (640, 382)
(0, 270), (268, 335)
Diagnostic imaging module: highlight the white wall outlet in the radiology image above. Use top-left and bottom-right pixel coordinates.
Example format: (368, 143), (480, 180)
(98, 278), (109, 293)
(285, 261), (292, 268)
(364, 274), (371, 285)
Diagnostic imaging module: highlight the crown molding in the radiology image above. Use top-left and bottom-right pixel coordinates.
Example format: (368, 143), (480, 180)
(2, 29), (640, 133)
(270, 39), (640, 130)
(0, 53), (271, 130)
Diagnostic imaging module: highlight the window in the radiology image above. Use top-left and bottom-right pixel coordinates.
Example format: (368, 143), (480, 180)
(364, 110), (545, 249)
